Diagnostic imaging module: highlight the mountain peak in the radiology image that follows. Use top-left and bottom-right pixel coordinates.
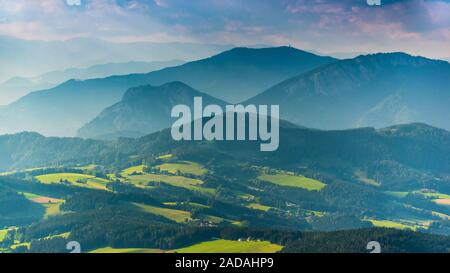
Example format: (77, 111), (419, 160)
(122, 81), (201, 101)
(213, 46), (335, 63)
(78, 82), (226, 139)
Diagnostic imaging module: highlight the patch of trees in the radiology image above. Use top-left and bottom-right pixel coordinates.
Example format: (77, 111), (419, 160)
(0, 185), (44, 228)
(281, 228), (450, 253)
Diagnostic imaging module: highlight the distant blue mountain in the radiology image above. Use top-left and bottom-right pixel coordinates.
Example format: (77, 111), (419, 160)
(0, 60), (184, 105)
(77, 82), (227, 139)
(0, 47), (335, 136)
(247, 53), (450, 131)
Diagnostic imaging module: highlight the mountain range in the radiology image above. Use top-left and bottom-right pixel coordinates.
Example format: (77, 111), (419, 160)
(0, 36), (230, 82)
(1, 46), (449, 139)
(0, 47), (336, 136)
(247, 53), (450, 131)
(0, 60), (184, 105)
(78, 51), (450, 139)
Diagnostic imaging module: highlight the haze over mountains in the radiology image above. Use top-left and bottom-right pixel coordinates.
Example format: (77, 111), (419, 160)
(0, 60), (184, 105)
(0, 36), (230, 82)
(79, 51), (450, 139)
(248, 53), (450, 131)
(78, 82), (227, 139)
(0, 47), (336, 136)
(0, 45), (449, 138)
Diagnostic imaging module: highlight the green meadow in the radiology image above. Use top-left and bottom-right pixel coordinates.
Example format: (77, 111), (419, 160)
(156, 154), (173, 160)
(0, 229), (9, 242)
(156, 161), (207, 176)
(246, 203), (272, 212)
(121, 165), (146, 175)
(43, 203), (63, 219)
(22, 192), (65, 219)
(22, 192), (63, 204)
(174, 240), (283, 253)
(90, 247), (165, 253)
(43, 232), (71, 240)
(258, 173), (326, 191)
(133, 203), (192, 223)
(121, 167), (214, 194)
(368, 219), (417, 231)
(35, 173), (110, 191)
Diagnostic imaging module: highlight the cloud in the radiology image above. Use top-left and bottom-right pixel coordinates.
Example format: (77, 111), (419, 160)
(66, 0), (82, 6)
(0, 0), (448, 58)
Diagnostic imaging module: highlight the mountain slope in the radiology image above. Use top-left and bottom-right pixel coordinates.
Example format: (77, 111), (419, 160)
(247, 53), (450, 131)
(0, 47), (336, 136)
(77, 82), (227, 139)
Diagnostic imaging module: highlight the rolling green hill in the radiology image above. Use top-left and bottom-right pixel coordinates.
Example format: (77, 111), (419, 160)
(0, 122), (450, 252)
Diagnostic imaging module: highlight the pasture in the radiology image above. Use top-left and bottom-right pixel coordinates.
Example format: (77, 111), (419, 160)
(174, 240), (283, 253)
(368, 219), (417, 231)
(122, 170), (214, 194)
(258, 173), (326, 191)
(90, 247), (165, 253)
(133, 203), (192, 223)
(35, 173), (110, 190)
(156, 161), (207, 176)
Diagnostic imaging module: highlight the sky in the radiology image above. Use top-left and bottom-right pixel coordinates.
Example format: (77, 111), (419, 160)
(0, 0), (449, 59)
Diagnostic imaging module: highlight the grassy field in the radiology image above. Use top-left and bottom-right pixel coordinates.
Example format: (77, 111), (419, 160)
(174, 240), (283, 253)
(122, 165), (146, 175)
(22, 192), (65, 219)
(368, 219), (417, 231)
(414, 191), (450, 206)
(0, 229), (9, 242)
(42, 232), (71, 240)
(258, 173), (326, 191)
(432, 211), (450, 220)
(419, 192), (450, 199)
(10, 242), (31, 250)
(90, 247), (165, 253)
(43, 203), (63, 219)
(156, 154), (173, 160)
(35, 173), (110, 190)
(22, 192), (63, 204)
(156, 161), (207, 176)
(246, 203), (272, 212)
(305, 210), (326, 217)
(133, 203), (192, 223)
(123, 171), (214, 194)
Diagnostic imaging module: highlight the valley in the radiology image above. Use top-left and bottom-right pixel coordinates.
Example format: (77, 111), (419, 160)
(1, 0), (449, 257)
(0, 122), (449, 253)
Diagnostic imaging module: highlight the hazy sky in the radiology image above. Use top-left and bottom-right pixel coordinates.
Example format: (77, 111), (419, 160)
(0, 0), (449, 58)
